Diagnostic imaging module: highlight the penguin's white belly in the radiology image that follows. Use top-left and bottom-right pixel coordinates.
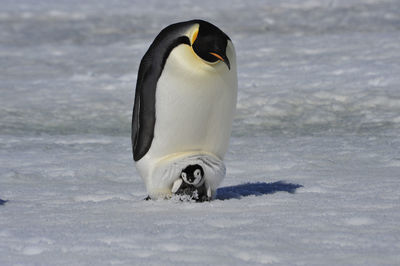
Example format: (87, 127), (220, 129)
(136, 44), (237, 196)
(151, 44), (236, 159)
(152, 73), (232, 158)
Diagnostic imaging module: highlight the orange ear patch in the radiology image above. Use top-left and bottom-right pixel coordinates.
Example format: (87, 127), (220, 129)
(191, 29), (199, 45)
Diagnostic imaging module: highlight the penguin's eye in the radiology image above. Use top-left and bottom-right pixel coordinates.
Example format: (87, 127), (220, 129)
(181, 172), (187, 179)
(194, 169), (202, 178)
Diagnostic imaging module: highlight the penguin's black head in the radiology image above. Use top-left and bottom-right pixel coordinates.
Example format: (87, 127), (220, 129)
(190, 20), (231, 70)
(180, 164), (204, 186)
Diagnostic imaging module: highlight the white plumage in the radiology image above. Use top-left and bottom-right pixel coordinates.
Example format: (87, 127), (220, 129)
(133, 21), (237, 199)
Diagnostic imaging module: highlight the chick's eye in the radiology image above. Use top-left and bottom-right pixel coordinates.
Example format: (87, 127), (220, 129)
(181, 172), (187, 179)
(194, 169), (201, 178)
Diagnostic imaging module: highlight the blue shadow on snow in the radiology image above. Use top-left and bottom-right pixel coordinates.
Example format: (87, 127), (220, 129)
(216, 181), (303, 200)
(0, 199), (8, 206)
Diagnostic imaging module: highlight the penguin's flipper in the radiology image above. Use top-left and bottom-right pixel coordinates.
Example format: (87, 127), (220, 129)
(171, 179), (183, 193)
(206, 183), (212, 199)
(131, 56), (157, 162)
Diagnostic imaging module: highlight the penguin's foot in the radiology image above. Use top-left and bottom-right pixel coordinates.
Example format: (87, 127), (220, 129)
(144, 195), (151, 201)
(145, 192), (210, 202)
(173, 188), (210, 202)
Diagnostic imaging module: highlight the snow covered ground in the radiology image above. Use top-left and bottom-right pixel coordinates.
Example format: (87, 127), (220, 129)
(1, 0), (400, 265)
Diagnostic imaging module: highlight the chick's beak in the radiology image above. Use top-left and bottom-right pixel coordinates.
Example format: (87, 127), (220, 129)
(209, 52), (230, 70)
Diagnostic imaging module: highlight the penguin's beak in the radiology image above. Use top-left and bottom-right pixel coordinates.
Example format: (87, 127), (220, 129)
(209, 52), (231, 70)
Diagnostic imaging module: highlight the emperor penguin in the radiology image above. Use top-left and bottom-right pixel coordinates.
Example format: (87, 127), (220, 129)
(131, 19), (237, 200)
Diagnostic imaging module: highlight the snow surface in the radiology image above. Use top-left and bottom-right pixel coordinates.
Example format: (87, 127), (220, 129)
(1, 0), (400, 265)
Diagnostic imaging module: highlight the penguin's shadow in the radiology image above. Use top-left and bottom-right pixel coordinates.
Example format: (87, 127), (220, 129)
(216, 181), (303, 200)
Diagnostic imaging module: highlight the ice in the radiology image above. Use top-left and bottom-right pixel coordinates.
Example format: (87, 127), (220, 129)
(1, 0), (400, 265)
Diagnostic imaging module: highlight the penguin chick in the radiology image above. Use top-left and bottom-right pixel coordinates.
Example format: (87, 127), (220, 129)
(171, 164), (211, 202)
